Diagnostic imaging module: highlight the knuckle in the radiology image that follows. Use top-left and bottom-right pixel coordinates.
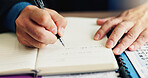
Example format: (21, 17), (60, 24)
(40, 13), (49, 25)
(120, 40), (128, 47)
(24, 5), (33, 11)
(135, 40), (143, 46)
(118, 22), (127, 28)
(112, 31), (119, 38)
(15, 18), (19, 24)
(15, 18), (27, 29)
(121, 10), (131, 16)
(112, 18), (121, 23)
(15, 18), (21, 26)
(117, 21), (131, 30)
(128, 21), (134, 26)
(126, 32), (135, 39)
(50, 9), (58, 13)
(105, 18), (119, 26)
(15, 19), (20, 27)
(139, 34), (148, 42)
(135, 21), (142, 26)
(105, 20), (112, 25)
(37, 34), (47, 42)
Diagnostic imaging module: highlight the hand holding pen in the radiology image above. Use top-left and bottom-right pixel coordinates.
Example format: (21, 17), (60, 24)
(34, 0), (65, 46)
(15, 1), (67, 48)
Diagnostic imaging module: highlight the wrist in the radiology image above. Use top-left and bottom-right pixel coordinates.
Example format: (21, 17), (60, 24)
(135, 2), (148, 11)
(3, 2), (31, 32)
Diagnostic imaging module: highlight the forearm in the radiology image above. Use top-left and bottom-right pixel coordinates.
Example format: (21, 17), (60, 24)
(3, 2), (32, 32)
(0, 0), (34, 32)
(132, 2), (148, 12)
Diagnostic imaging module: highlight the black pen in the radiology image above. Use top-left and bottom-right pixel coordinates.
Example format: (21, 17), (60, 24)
(34, 0), (65, 46)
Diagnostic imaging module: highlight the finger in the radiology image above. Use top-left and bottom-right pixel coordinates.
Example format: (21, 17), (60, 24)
(97, 17), (115, 25)
(24, 18), (58, 44)
(94, 18), (122, 40)
(128, 29), (148, 51)
(24, 33), (47, 48)
(113, 24), (143, 55)
(17, 36), (33, 47)
(46, 9), (67, 36)
(29, 7), (57, 34)
(17, 31), (47, 48)
(16, 30), (34, 47)
(106, 21), (134, 48)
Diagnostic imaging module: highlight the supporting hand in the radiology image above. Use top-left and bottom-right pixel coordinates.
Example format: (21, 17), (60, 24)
(94, 3), (148, 55)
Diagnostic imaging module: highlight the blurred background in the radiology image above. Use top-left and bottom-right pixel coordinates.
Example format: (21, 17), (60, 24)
(45, 0), (148, 12)
(109, 0), (148, 10)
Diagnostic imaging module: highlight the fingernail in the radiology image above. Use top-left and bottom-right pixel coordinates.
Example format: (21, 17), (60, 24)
(129, 45), (134, 50)
(59, 27), (64, 36)
(94, 33), (100, 40)
(51, 27), (57, 34)
(113, 47), (120, 54)
(106, 40), (114, 48)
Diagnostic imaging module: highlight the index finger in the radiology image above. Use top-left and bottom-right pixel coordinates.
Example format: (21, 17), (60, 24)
(45, 9), (67, 36)
(29, 6), (57, 34)
(94, 18), (122, 40)
(24, 18), (58, 44)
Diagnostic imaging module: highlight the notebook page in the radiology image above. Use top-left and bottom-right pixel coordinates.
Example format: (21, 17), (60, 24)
(36, 17), (118, 75)
(0, 33), (37, 75)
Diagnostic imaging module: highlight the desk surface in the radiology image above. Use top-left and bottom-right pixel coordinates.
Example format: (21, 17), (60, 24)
(60, 11), (121, 18)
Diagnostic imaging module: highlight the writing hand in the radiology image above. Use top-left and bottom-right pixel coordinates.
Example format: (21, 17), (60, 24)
(15, 5), (67, 48)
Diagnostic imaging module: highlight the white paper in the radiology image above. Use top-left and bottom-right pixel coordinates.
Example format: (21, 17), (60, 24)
(0, 33), (37, 75)
(36, 17), (118, 75)
(125, 42), (148, 78)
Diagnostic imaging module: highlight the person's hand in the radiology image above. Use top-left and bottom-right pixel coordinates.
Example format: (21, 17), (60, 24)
(15, 5), (67, 48)
(94, 3), (148, 55)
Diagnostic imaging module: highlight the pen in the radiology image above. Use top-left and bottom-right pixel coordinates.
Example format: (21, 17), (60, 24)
(34, 0), (65, 46)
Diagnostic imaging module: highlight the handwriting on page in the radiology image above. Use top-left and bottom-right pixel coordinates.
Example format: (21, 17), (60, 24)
(61, 45), (104, 56)
(134, 42), (148, 67)
(125, 42), (148, 78)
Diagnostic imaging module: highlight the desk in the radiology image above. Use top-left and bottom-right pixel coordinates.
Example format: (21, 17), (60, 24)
(60, 11), (121, 18)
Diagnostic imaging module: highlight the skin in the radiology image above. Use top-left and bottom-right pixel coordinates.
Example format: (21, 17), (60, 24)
(94, 3), (148, 55)
(15, 5), (67, 48)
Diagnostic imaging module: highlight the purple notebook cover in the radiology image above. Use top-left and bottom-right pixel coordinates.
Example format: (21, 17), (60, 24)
(0, 74), (41, 78)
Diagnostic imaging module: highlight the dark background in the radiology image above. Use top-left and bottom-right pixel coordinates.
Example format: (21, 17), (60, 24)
(45, 0), (108, 12)
(1, 0), (143, 32)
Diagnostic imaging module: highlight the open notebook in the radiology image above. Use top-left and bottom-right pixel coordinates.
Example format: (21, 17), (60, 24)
(0, 17), (118, 75)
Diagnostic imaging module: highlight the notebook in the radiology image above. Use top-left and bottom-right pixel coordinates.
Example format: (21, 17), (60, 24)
(125, 42), (148, 78)
(0, 17), (118, 75)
